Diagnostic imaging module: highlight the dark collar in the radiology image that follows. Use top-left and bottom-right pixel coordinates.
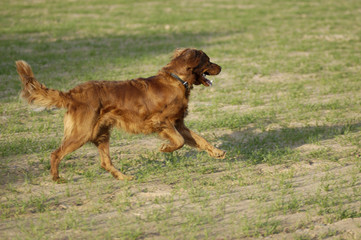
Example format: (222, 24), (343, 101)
(170, 73), (189, 91)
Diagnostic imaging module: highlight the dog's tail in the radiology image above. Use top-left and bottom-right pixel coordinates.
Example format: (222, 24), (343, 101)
(16, 60), (69, 109)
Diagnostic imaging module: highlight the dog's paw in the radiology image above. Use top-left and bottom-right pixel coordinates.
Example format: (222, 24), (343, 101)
(209, 148), (226, 159)
(122, 175), (135, 181)
(54, 177), (68, 184)
(159, 144), (168, 152)
(159, 144), (174, 152)
(114, 172), (134, 181)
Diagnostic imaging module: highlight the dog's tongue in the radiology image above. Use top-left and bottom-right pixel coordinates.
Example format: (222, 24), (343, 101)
(204, 78), (213, 86)
(202, 74), (213, 86)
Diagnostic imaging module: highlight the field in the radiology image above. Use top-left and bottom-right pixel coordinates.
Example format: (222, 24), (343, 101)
(1, 0), (361, 239)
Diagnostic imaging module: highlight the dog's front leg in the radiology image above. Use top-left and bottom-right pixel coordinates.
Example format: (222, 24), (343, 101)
(176, 122), (226, 159)
(158, 121), (185, 152)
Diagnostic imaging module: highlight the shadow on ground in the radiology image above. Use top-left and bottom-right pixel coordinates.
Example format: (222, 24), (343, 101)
(219, 122), (361, 164)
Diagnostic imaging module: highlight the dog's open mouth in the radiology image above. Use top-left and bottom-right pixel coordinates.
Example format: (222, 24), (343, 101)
(200, 72), (213, 87)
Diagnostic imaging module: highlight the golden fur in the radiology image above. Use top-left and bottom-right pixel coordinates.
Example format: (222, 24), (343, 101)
(16, 48), (226, 182)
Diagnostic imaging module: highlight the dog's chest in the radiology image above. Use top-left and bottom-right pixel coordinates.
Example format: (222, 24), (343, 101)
(160, 97), (188, 119)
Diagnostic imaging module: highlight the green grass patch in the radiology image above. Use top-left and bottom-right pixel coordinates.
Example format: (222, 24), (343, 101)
(1, 0), (361, 239)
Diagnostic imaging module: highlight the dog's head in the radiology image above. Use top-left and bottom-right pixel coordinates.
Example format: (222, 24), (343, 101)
(167, 48), (221, 87)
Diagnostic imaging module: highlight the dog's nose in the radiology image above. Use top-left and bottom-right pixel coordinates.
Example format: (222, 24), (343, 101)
(212, 63), (221, 75)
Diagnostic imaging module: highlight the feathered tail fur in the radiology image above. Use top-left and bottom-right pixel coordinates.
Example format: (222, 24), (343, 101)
(16, 60), (68, 109)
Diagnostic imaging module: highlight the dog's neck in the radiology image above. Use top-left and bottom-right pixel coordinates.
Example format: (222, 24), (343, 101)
(170, 73), (189, 91)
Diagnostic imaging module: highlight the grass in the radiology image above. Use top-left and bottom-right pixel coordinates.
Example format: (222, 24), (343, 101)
(1, 0), (361, 239)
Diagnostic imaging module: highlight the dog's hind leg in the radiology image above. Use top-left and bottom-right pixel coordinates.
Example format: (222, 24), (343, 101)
(51, 105), (93, 182)
(92, 127), (133, 180)
(51, 137), (87, 182)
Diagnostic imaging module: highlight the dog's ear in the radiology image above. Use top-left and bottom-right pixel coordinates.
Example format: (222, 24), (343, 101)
(171, 48), (189, 60)
(171, 48), (203, 66)
(167, 48), (206, 76)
